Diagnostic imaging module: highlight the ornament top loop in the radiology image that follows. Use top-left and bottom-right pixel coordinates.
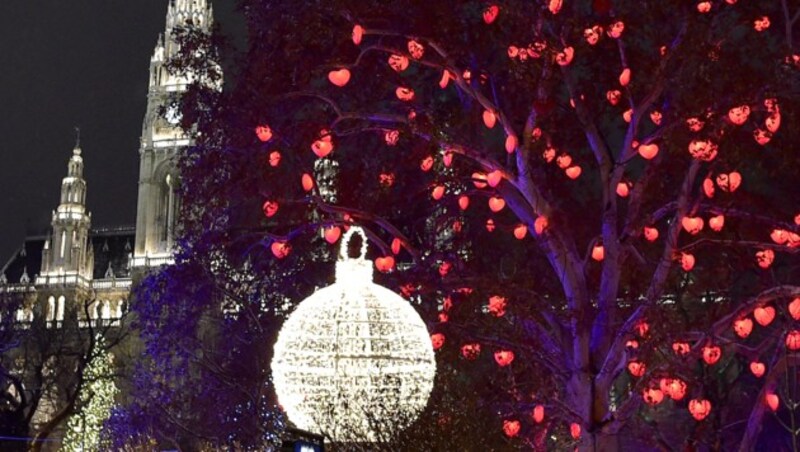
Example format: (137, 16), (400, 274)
(338, 226), (369, 262)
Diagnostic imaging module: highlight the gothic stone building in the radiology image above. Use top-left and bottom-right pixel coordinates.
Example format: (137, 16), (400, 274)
(0, 0), (215, 445)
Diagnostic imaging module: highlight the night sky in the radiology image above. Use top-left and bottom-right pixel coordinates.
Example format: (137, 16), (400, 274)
(0, 1), (244, 266)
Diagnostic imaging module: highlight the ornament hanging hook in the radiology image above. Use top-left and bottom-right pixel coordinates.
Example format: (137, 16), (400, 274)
(338, 226), (369, 262)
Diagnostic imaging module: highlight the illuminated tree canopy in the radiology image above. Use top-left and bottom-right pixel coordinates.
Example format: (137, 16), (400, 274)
(118, 0), (800, 449)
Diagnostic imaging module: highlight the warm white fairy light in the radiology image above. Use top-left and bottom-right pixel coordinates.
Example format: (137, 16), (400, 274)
(271, 227), (436, 443)
(62, 336), (118, 451)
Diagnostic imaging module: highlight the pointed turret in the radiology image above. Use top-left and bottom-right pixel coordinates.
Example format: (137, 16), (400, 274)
(147, 0), (214, 95)
(40, 131), (92, 280)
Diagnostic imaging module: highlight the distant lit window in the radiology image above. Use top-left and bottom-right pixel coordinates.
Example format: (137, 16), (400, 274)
(57, 296), (65, 321)
(47, 296), (55, 322)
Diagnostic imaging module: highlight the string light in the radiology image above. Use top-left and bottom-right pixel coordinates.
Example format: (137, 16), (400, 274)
(271, 227), (436, 442)
(62, 336), (118, 451)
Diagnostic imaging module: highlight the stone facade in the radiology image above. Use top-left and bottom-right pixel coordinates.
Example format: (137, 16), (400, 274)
(0, 0), (215, 447)
(1, 0), (215, 328)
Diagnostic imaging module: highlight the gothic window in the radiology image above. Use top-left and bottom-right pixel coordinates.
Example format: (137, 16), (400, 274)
(47, 296), (55, 322)
(56, 296), (65, 322)
(91, 301), (99, 320)
(161, 174), (176, 245)
(17, 306), (33, 323)
(60, 231), (66, 258)
(101, 300), (111, 320)
(115, 300), (123, 318)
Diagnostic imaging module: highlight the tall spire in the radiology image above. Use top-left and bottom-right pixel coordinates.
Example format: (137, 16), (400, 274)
(40, 135), (93, 280)
(67, 129), (84, 178)
(164, 0), (213, 54)
(134, 0), (218, 268)
(73, 126), (81, 155)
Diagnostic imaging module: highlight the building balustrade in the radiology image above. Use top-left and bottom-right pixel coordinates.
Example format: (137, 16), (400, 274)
(131, 255), (174, 268)
(92, 278), (132, 290)
(78, 318), (122, 329)
(35, 274), (91, 288)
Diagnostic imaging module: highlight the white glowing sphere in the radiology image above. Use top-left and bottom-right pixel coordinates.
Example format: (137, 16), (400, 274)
(271, 229), (436, 442)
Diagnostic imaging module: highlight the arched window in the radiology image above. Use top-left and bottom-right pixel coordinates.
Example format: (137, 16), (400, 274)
(115, 300), (123, 319)
(18, 307), (33, 323)
(91, 301), (99, 320)
(161, 174), (176, 245)
(101, 300), (111, 319)
(56, 296), (65, 322)
(47, 296), (55, 322)
(60, 231), (66, 258)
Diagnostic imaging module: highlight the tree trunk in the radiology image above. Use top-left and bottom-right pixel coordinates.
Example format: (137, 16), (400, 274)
(29, 402), (75, 452)
(738, 356), (786, 452)
(591, 432), (620, 452)
(566, 370), (592, 450)
(566, 348), (631, 452)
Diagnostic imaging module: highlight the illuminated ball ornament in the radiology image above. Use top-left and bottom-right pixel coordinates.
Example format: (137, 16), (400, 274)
(271, 227), (436, 442)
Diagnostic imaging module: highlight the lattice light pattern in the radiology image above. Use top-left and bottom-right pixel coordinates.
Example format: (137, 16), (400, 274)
(271, 228), (436, 442)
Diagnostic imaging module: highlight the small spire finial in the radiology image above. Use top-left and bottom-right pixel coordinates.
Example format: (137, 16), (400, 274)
(73, 127), (81, 155)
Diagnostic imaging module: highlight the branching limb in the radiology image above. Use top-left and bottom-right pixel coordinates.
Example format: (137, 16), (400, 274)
(598, 160), (702, 390)
(737, 354), (798, 451)
(313, 196), (422, 260)
(782, 0), (799, 53)
(709, 286), (800, 337)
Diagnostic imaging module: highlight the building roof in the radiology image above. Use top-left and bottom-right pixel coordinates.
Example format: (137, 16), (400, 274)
(90, 226), (135, 279)
(0, 226), (135, 284)
(1, 237), (44, 285)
